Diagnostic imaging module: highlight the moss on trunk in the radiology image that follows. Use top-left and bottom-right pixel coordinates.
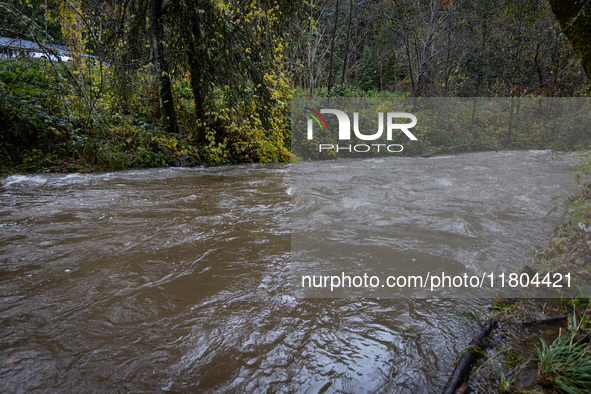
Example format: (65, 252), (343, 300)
(548, 0), (591, 79)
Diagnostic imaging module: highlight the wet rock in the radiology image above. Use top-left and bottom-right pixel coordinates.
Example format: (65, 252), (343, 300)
(579, 210), (591, 232)
(157, 141), (173, 156)
(514, 364), (538, 389)
(173, 155), (196, 167)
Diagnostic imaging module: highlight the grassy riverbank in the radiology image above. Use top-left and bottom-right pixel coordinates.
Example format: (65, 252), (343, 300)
(515, 180), (591, 393)
(468, 174), (591, 393)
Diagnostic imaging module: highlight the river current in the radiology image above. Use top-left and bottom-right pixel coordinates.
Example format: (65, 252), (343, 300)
(0, 150), (581, 393)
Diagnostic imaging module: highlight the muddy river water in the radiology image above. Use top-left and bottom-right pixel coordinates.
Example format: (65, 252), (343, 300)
(0, 151), (581, 393)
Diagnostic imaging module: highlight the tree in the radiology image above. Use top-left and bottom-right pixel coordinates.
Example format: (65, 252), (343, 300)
(168, 0), (297, 143)
(548, 0), (591, 79)
(0, 0), (62, 41)
(388, 0), (468, 100)
(326, 0), (339, 95)
(151, 0), (177, 134)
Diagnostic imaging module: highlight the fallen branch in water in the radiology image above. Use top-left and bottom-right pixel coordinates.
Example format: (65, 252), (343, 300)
(521, 314), (567, 327)
(414, 144), (498, 158)
(442, 318), (498, 394)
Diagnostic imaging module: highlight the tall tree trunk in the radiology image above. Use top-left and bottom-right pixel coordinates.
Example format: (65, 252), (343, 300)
(412, 2), (437, 100)
(548, 0), (591, 79)
(152, 0), (177, 134)
(327, 0), (339, 95)
(185, 16), (207, 144)
(340, 0), (353, 86)
(188, 51), (206, 144)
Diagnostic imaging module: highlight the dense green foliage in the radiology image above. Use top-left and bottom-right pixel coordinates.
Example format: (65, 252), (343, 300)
(0, 57), (201, 172)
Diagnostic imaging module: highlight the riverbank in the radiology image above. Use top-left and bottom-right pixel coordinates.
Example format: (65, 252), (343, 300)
(463, 181), (591, 393)
(0, 56), (292, 175)
(4, 58), (591, 176)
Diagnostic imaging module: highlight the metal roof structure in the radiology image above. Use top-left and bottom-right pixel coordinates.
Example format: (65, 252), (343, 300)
(0, 36), (110, 64)
(0, 36), (69, 54)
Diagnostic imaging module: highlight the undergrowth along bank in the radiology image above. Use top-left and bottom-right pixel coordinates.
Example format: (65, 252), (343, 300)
(0, 56), (292, 174)
(2, 58), (591, 175)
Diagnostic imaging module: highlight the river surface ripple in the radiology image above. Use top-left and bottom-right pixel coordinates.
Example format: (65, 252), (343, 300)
(0, 151), (580, 393)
